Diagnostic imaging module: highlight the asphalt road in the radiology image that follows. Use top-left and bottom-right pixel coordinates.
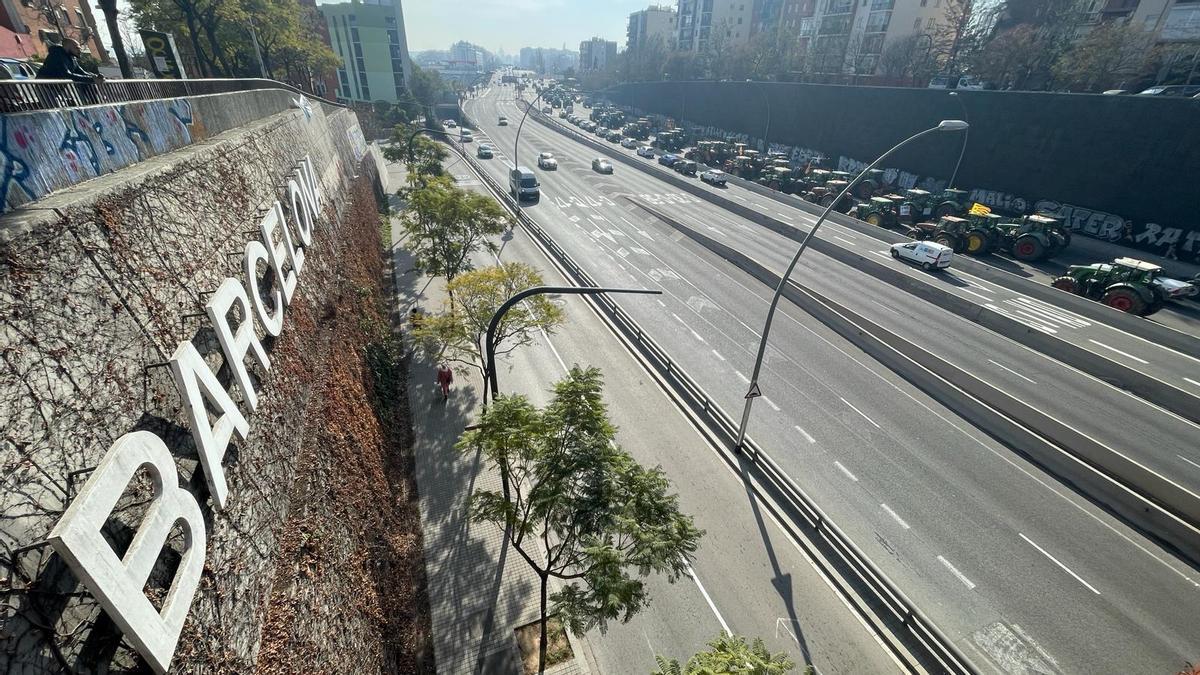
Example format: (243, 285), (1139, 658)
(528, 99), (1200, 407)
(448, 84), (1200, 674)
(463, 90), (1200, 500)
(459, 215), (905, 674)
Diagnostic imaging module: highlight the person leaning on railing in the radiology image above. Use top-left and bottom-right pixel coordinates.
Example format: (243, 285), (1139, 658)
(36, 38), (105, 106)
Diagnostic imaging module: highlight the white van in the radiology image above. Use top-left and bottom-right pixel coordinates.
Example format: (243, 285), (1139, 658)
(509, 166), (540, 201)
(890, 240), (953, 271)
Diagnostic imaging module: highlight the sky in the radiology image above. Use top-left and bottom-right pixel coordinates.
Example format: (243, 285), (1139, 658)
(392, 0), (649, 54)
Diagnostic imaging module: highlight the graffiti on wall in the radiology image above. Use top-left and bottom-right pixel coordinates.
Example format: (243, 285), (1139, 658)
(969, 188), (1029, 214)
(1, 98), (196, 213)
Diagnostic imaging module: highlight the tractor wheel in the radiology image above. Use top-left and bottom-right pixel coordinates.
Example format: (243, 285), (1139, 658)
(1102, 287), (1146, 315)
(1051, 276), (1079, 294)
(1012, 235), (1044, 261)
(935, 233), (959, 251)
(1144, 287), (1168, 316)
(906, 228), (923, 239)
(890, 248), (900, 259)
(965, 229), (991, 254)
(856, 183), (874, 200)
(936, 203), (959, 217)
(820, 194), (835, 208)
(866, 212), (884, 226)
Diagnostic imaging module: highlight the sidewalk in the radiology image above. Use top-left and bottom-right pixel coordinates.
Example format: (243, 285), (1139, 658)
(393, 232), (590, 675)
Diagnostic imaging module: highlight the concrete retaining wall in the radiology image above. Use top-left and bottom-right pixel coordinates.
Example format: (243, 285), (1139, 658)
(0, 97), (401, 672)
(0, 89), (319, 213)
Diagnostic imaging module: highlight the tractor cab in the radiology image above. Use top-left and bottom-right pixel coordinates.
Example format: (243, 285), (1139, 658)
(855, 168), (889, 199)
(897, 188), (934, 223)
(1051, 257), (1196, 315)
(934, 188), (969, 217)
(855, 195), (902, 227)
(908, 216), (972, 252)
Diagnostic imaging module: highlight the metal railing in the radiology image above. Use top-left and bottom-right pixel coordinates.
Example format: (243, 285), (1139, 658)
(0, 77), (345, 114)
(438, 128), (977, 674)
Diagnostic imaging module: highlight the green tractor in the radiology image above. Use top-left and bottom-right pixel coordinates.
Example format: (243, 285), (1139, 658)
(1051, 258), (1197, 316)
(993, 214), (1068, 261)
(853, 168), (891, 200)
(959, 212), (1007, 255)
(936, 188), (970, 217)
(758, 166), (800, 193)
(906, 215), (974, 252)
(655, 129), (687, 152)
(804, 179), (855, 212)
(852, 195), (903, 228)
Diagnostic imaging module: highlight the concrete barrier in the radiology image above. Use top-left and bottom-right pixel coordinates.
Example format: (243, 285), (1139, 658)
(532, 112), (1200, 427)
(631, 200), (1200, 564)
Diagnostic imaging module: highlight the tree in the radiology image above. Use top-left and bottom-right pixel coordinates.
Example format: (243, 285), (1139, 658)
(396, 175), (508, 281)
(879, 34), (937, 85)
(973, 0), (1084, 89)
(462, 366), (704, 675)
(96, 0), (134, 77)
(1052, 21), (1155, 91)
(652, 633), (801, 675)
(383, 122), (448, 183)
(415, 262), (563, 397)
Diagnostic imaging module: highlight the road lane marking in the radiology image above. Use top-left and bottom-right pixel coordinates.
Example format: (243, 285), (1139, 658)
(656, 299), (666, 307)
(1185, 377), (1200, 389)
(794, 425), (815, 443)
(840, 397), (880, 428)
(869, 250), (891, 259)
(833, 235), (857, 246)
(731, 194), (747, 202)
(985, 304), (1057, 334)
(987, 359), (1036, 384)
(1019, 533), (1100, 595)
(1178, 454), (1200, 471)
(880, 504), (911, 530)
(685, 562), (732, 636)
(735, 370), (750, 383)
(937, 555), (976, 590)
(1087, 339), (1149, 365)
(776, 212), (794, 221)
(869, 299), (900, 315)
(762, 396), (781, 411)
(834, 460), (859, 482)
(958, 288), (995, 302)
(711, 349), (726, 361)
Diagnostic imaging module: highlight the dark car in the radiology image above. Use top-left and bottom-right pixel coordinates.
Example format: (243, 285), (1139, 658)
(673, 159), (697, 176)
(658, 153), (680, 167)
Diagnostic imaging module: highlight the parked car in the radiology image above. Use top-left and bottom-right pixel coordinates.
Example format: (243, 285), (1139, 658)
(459, 129), (473, 142)
(542, 106), (552, 113)
(594, 126), (609, 137)
(700, 169), (727, 186)
(890, 240), (954, 271)
(537, 151), (558, 170)
(558, 110), (568, 118)
(444, 119), (457, 128)
(606, 130), (623, 143)
(636, 145), (655, 158)
(658, 153), (680, 167)
(0, 58), (36, 79)
(620, 137), (639, 148)
(1136, 85), (1200, 97)
(927, 75), (991, 90)
(592, 158), (613, 174)
(673, 159), (698, 176)
(476, 144), (494, 158)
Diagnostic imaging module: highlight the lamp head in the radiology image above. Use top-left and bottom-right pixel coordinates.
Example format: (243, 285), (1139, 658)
(938, 119), (969, 131)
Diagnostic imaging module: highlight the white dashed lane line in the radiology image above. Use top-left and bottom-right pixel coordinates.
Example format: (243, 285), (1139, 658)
(794, 425), (816, 443)
(1087, 339), (1149, 365)
(762, 396), (781, 412)
(1184, 377), (1200, 389)
(880, 503), (911, 530)
(1020, 533), (1101, 595)
(840, 397), (880, 428)
(937, 555), (977, 590)
(711, 349), (726, 361)
(987, 359), (1037, 384)
(834, 460), (859, 482)
(1177, 454), (1200, 471)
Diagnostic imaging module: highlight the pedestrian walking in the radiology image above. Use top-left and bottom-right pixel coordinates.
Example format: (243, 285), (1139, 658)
(435, 363), (454, 401)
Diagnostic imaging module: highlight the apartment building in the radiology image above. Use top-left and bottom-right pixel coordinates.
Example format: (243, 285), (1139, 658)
(676, 0), (756, 50)
(803, 0), (952, 76)
(628, 5), (679, 50)
(0, 0), (108, 61)
(1078, 0), (1200, 81)
(579, 37), (618, 71)
(323, 0), (413, 103)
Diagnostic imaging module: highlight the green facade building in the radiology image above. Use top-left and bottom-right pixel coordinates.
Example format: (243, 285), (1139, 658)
(321, 0), (413, 103)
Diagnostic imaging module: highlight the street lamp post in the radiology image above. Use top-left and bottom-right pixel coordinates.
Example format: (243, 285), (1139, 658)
(511, 88), (550, 201)
(484, 286), (661, 400)
(947, 91), (969, 188)
(731, 120), (969, 453)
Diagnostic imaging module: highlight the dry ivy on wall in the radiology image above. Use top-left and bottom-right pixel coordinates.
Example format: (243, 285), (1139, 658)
(2, 108), (430, 674)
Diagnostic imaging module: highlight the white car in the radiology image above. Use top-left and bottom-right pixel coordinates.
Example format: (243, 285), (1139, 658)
(591, 158), (613, 174)
(636, 145), (655, 158)
(476, 144), (494, 159)
(620, 137), (639, 149)
(537, 152), (558, 170)
(444, 119), (457, 128)
(890, 240), (953, 271)
(700, 169), (727, 186)
(459, 129), (473, 142)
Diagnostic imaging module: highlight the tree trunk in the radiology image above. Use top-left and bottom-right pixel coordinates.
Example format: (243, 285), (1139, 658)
(538, 573), (549, 675)
(97, 0), (133, 78)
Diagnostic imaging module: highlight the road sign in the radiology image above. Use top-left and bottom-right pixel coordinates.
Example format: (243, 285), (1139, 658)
(745, 382), (762, 399)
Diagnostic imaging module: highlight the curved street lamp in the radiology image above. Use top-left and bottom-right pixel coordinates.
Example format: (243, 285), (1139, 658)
(732, 119), (969, 453)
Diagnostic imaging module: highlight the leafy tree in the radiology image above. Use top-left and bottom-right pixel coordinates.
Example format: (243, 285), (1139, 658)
(415, 262), (563, 398)
(396, 175), (508, 282)
(652, 633), (801, 675)
(462, 366), (704, 674)
(973, 0), (1084, 89)
(383, 122), (448, 183)
(1051, 21), (1155, 91)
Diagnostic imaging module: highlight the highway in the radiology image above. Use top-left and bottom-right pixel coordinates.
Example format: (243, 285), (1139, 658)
(529, 99), (1200, 409)
(453, 82), (1200, 674)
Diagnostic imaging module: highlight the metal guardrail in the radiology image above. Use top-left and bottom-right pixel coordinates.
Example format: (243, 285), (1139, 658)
(0, 77), (345, 114)
(439, 129), (977, 674)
